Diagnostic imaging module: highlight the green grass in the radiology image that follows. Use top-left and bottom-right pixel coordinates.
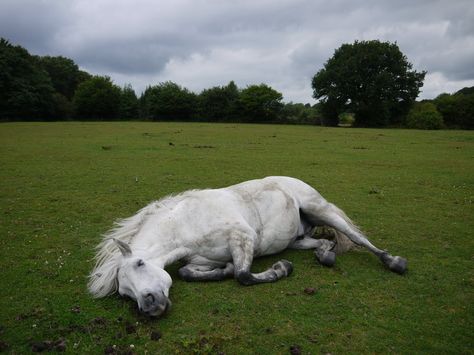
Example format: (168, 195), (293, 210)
(0, 122), (473, 354)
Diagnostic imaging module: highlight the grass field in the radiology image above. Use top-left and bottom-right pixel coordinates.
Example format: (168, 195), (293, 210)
(0, 122), (473, 354)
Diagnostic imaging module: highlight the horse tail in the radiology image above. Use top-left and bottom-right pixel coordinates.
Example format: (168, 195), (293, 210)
(328, 203), (359, 254)
(88, 202), (157, 298)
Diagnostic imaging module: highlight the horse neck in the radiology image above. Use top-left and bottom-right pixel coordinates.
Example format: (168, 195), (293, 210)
(131, 224), (189, 269)
(128, 199), (193, 268)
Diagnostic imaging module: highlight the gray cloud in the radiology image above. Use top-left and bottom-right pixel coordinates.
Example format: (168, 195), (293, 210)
(1, 0), (473, 102)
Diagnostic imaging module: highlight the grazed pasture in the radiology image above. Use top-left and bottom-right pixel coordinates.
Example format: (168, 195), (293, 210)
(0, 122), (472, 354)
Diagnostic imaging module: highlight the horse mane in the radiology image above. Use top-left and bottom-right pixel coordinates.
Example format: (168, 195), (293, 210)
(87, 191), (201, 298)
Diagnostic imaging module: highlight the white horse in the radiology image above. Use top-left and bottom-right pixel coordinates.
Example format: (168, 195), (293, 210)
(89, 176), (407, 317)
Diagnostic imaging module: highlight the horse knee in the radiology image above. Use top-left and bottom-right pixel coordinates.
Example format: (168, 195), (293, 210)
(223, 262), (235, 276)
(235, 271), (256, 286)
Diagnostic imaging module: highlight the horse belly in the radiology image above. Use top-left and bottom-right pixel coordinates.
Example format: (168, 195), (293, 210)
(187, 245), (232, 266)
(255, 218), (299, 256)
(252, 192), (301, 256)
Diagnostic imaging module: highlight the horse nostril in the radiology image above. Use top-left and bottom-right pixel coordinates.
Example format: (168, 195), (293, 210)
(145, 293), (155, 304)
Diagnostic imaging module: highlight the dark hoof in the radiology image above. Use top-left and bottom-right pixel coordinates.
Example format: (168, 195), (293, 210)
(381, 253), (407, 275)
(315, 249), (336, 267)
(389, 256), (407, 274)
(273, 259), (293, 276)
(281, 259), (293, 276)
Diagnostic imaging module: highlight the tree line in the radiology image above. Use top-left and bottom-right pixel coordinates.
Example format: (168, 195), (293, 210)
(1, 38), (472, 128)
(0, 38), (318, 124)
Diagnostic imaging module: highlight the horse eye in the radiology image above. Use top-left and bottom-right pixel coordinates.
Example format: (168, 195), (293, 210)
(137, 259), (145, 267)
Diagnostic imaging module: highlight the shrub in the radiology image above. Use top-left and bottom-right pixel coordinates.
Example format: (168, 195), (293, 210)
(406, 102), (444, 130)
(338, 112), (355, 126)
(280, 103), (321, 124)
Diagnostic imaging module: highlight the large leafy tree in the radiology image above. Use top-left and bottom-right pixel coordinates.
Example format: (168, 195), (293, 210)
(119, 84), (139, 119)
(312, 40), (426, 127)
(198, 81), (240, 121)
(434, 87), (474, 129)
(73, 76), (122, 120)
(36, 55), (90, 100)
(140, 81), (197, 121)
(0, 38), (55, 120)
(239, 84), (283, 122)
(36, 55), (91, 119)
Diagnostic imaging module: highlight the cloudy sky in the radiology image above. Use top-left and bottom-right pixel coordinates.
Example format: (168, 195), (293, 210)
(1, 0), (473, 103)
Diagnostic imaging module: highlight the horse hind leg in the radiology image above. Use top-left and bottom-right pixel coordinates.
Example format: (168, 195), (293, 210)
(300, 201), (407, 274)
(289, 236), (337, 267)
(229, 231), (293, 286)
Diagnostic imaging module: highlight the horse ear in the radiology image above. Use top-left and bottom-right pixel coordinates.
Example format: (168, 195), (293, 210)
(113, 238), (132, 257)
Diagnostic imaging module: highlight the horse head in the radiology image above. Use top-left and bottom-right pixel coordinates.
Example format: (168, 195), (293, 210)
(114, 239), (172, 317)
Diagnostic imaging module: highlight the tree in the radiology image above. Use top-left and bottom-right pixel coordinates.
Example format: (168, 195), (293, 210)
(435, 90), (474, 129)
(119, 84), (139, 119)
(239, 84), (283, 122)
(73, 76), (122, 120)
(140, 81), (197, 121)
(455, 86), (474, 96)
(198, 81), (240, 121)
(36, 55), (87, 100)
(50, 92), (74, 120)
(36, 55), (92, 119)
(0, 38), (55, 120)
(312, 40), (426, 127)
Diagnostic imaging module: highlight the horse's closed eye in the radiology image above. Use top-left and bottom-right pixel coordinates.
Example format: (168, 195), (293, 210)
(137, 259), (145, 267)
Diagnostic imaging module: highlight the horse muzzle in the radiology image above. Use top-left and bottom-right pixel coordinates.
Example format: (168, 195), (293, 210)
(139, 291), (171, 317)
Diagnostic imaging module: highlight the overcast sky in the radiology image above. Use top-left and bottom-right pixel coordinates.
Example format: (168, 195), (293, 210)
(1, 0), (473, 103)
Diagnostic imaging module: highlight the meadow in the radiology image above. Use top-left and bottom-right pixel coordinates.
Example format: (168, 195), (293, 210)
(0, 122), (472, 354)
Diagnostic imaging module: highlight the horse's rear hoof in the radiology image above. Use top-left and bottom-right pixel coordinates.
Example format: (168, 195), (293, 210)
(381, 253), (407, 275)
(315, 249), (336, 267)
(389, 256), (407, 274)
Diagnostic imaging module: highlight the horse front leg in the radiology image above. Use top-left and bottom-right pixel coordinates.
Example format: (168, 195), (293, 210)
(229, 231), (293, 286)
(178, 263), (235, 282)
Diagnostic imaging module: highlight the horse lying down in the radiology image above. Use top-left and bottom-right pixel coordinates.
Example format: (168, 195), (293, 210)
(88, 176), (407, 317)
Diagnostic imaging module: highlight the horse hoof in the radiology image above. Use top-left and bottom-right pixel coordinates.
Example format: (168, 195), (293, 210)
(273, 259), (293, 277)
(315, 249), (336, 267)
(389, 256), (407, 274)
(381, 253), (407, 274)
